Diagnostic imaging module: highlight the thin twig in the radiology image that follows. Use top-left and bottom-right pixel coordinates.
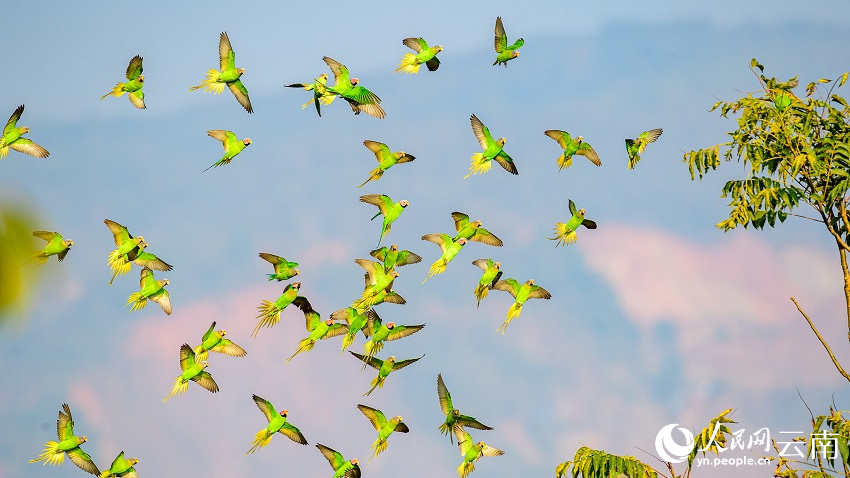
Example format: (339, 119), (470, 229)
(791, 297), (850, 382)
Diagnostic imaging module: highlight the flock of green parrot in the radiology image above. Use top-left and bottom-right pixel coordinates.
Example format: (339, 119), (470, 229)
(17, 15), (665, 478)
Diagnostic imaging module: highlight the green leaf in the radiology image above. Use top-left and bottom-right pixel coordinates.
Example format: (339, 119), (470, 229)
(750, 58), (764, 73)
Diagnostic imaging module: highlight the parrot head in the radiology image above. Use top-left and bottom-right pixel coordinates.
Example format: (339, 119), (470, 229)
(220, 330), (226, 336)
(243, 138), (252, 146)
(131, 458), (139, 466)
(351, 459), (359, 465)
(280, 409), (288, 417)
(66, 240), (74, 247)
(351, 78), (360, 85)
(400, 200), (410, 208)
(390, 244), (398, 251)
(138, 75), (145, 83)
(135, 236), (145, 244)
(291, 282), (302, 290)
(458, 238), (468, 246)
(437, 46), (443, 52)
(163, 279), (170, 285)
(452, 409), (461, 417)
(393, 415), (403, 422)
(498, 138), (507, 146)
(388, 356), (396, 362)
(391, 270), (400, 278)
(20, 126), (30, 134)
(495, 262), (500, 269)
(238, 68), (246, 76)
(325, 318), (334, 325)
(319, 74), (328, 81)
(387, 322), (396, 329)
(527, 279), (535, 286)
(293, 269), (300, 276)
(473, 220), (483, 228)
(577, 136), (584, 143)
(578, 208), (586, 216)
(513, 51), (520, 59)
(201, 361), (209, 369)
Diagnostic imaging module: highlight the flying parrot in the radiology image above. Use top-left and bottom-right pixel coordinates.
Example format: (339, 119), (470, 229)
(29, 404), (100, 476)
(357, 404), (409, 461)
(103, 219), (172, 286)
(360, 194), (409, 246)
(349, 352), (424, 396)
(126, 267), (172, 315)
(193, 321), (247, 361)
(370, 244), (422, 272)
(258, 252), (299, 281)
(493, 16), (523, 67)
(543, 130), (601, 170)
(286, 297), (349, 363)
(548, 199), (596, 247)
(0, 104), (49, 159)
(163, 344), (218, 402)
(285, 73), (336, 116)
(451, 212), (503, 246)
(437, 374), (493, 443)
(351, 259), (400, 310)
(471, 259), (502, 307)
(421, 234), (467, 283)
(360, 310), (425, 360)
(323, 56), (386, 119)
(254, 282), (303, 338)
(453, 424), (504, 478)
(203, 130), (251, 172)
(395, 37), (442, 74)
(98, 451), (138, 478)
(30, 231), (73, 265)
(625, 128), (663, 169)
(246, 394), (308, 454)
(316, 443), (361, 478)
(492, 279), (551, 334)
(358, 140), (415, 188)
(100, 55), (146, 109)
(189, 31), (253, 113)
(466, 114), (517, 178)
(331, 307), (378, 352)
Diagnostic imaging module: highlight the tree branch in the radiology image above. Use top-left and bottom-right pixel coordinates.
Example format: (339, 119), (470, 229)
(791, 297), (850, 382)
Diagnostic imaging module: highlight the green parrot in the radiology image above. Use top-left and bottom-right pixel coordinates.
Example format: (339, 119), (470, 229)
(548, 199), (597, 247)
(285, 73), (336, 116)
(29, 404), (100, 476)
(163, 343), (218, 402)
(259, 252), (299, 281)
(370, 244), (422, 272)
(98, 451), (138, 478)
(471, 259), (502, 307)
(100, 55), (146, 109)
(358, 140), (416, 188)
(30, 231), (73, 265)
(126, 267), (172, 315)
(625, 128), (663, 169)
(453, 424), (504, 478)
(351, 258), (400, 310)
(0, 104), (49, 159)
(421, 234), (468, 283)
(193, 320), (247, 361)
(451, 211), (503, 246)
(437, 374), (493, 443)
(104, 219), (172, 286)
(492, 279), (552, 334)
(350, 352), (424, 396)
(360, 194), (409, 246)
(395, 37), (443, 74)
(189, 31), (253, 113)
(357, 404), (409, 461)
(316, 443), (361, 478)
(361, 310), (425, 359)
(331, 307), (378, 352)
(254, 282), (303, 338)
(466, 114), (517, 178)
(544, 130), (601, 170)
(323, 56), (386, 119)
(354, 287), (406, 313)
(203, 130), (251, 172)
(493, 16), (523, 67)
(246, 394), (308, 454)
(286, 297), (349, 363)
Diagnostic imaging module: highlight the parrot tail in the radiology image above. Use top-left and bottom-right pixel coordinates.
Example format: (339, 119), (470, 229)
(99, 469), (113, 478)
(245, 429), (273, 454)
(28, 441), (62, 465)
(285, 337), (315, 363)
(266, 274), (280, 281)
(547, 223), (577, 247)
(253, 300), (281, 338)
(107, 255), (132, 285)
(394, 53), (421, 74)
(362, 340), (384, 362)
(194, 345), (209, 362)
(438, 422), (451, 437)
(627, 152), (641, 170)
(0, 146), (8, 159)
(189, 69), (225, 94)
(370, 438), (388, 461)
(29, 252), (49, 266)
(497, 303), (523, 335)
(126, 291), (148, 312)
(162, 376), (188, 402)
(422, 259), (446, 284)
(463, 152), (492, 179)
(556, 153), (573, 171)
(458, 461), (475, 478)
(358, 168), (384, 188)
(474, 283), (490, 307)
(341, 331), (356, 352)
(100, 82), (127, 100)
(363, 375), (384, 396)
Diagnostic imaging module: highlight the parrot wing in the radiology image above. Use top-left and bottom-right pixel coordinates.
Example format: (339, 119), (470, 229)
(126, 55), (143, 80)
(544, 129), (570, 149)
(3, 105), (24, 136)
(252, 394), (277, 422)
(470, 114), (493, 149)
(437, 373), (453, 414)
(493, 279), (521, 298)
(357, 404), (387, 430)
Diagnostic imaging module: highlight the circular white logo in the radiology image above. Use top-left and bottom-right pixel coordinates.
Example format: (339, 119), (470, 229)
(655, 424), (695, 463)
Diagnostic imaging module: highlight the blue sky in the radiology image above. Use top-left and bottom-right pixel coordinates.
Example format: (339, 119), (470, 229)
(2, 1), (850, 477)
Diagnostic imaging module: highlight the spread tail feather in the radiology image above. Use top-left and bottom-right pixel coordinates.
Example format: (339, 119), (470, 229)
(556, 153), (573, 171)
(286, 337), (315, 363)
(29, 441), (62, 465)
(358, 168), (384, 188)
(474, 283), (490, 307)
(29, 252), (49, 266)
(422, 259), (446, 284)
(370, 437), (388, 461)
(189, 69), (225, 94)
(548, 223), (577, 247)
(341, 331), (356, 352)
(127, 291), (147, 311)
(458, 461), (475, 478)
(163, 376), (188, 402)
(100, 82), (126, 100)
(253, 300), (281, 338)
(194, 345), (209, 362)
(246, 429), (273, 454)
(364, 375), (383, 396)
(394, 53), (421, 74)
(464, 152), (492, 179)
